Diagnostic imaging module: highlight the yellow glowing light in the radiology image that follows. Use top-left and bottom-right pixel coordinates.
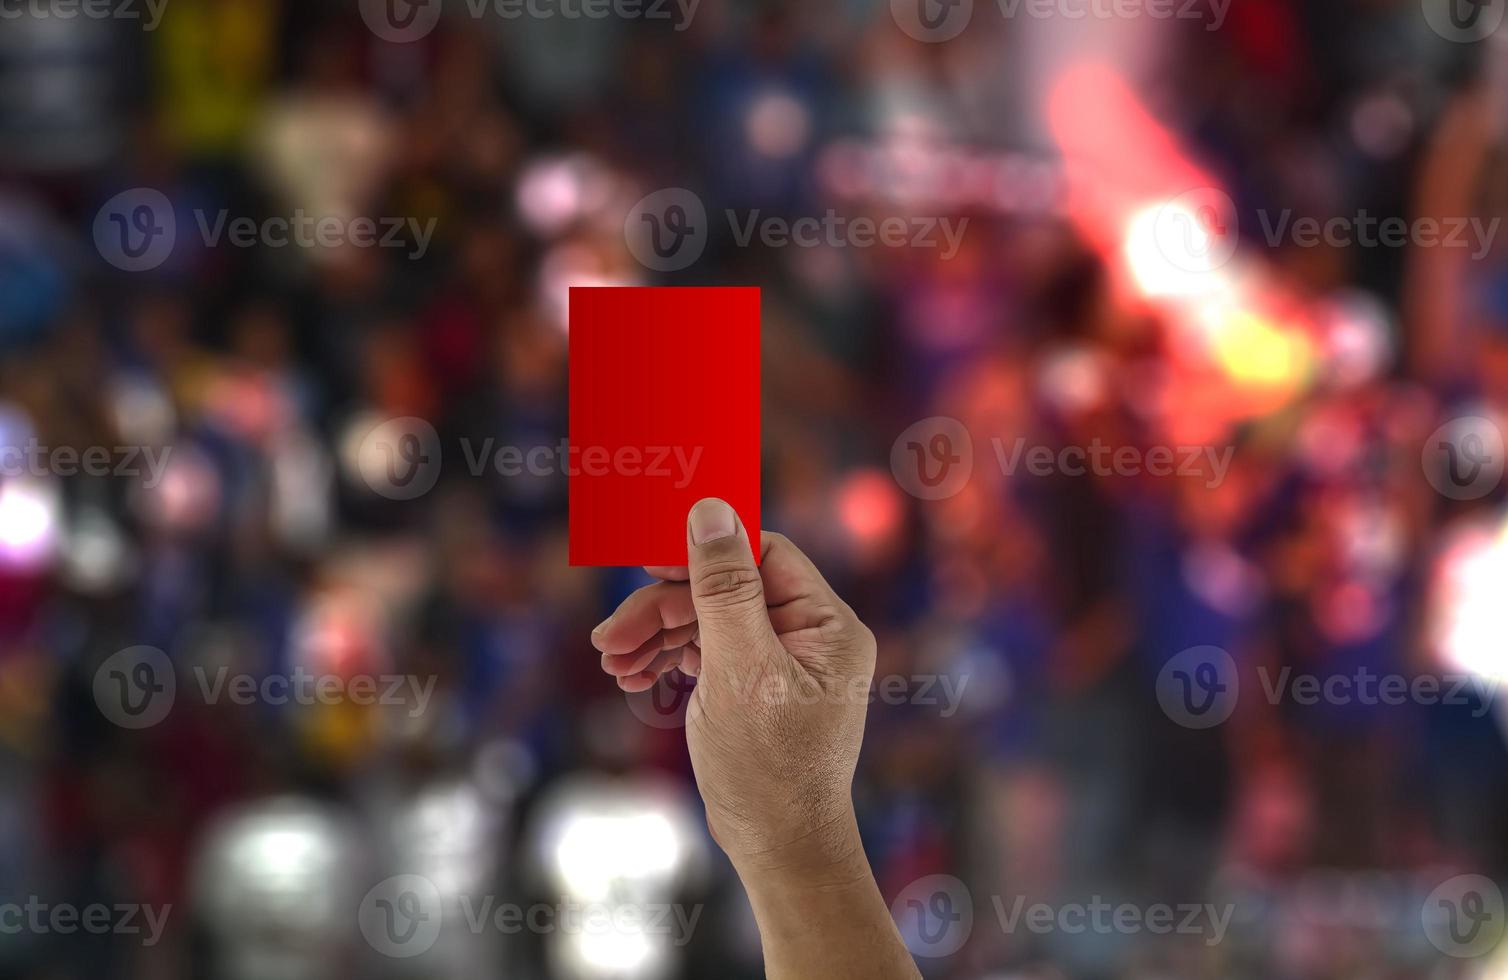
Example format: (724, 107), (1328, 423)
(1210, 308), (1312, 389)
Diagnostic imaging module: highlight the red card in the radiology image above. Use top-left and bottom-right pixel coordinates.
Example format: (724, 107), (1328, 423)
(569, 286), (760, 566)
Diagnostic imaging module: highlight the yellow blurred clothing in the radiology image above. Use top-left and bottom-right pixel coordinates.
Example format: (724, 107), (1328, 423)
(156, 0), (277, 155)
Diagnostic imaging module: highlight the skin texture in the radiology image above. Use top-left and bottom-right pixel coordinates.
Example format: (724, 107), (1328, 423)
(592, 498), (922, 979)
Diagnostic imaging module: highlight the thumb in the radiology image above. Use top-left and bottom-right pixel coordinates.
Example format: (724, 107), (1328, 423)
(685, 498), (778, 661)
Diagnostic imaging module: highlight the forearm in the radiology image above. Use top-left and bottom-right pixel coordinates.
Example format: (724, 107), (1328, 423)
(732, 809), (922, 980)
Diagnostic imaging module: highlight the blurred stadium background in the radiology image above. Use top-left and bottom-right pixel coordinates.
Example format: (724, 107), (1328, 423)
(1, 0), (1508, 977)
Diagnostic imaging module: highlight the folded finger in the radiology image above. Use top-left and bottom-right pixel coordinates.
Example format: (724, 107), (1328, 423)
(592, 581), (696, 656)
(601, 623), (698, 676)
(616, 647), (685, 692)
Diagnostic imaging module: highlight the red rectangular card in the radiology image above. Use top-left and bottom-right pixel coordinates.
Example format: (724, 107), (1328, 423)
(569, 286), (760, 566)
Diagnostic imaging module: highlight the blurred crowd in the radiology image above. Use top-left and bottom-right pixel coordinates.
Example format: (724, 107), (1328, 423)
(1, 0), (1507, 977)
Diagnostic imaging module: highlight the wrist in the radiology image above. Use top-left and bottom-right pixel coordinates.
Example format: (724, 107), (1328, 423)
(727, 803), (868, 891)
(730, 807), (919, 980)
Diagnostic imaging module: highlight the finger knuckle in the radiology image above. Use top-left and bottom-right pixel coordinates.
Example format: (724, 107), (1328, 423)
(815, 604), (870, 649)
(694, 560), (763, 608)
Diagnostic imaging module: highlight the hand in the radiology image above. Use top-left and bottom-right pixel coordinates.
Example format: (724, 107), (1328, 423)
(592, 499), (918, 978)
(591, 498), (877, 877)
